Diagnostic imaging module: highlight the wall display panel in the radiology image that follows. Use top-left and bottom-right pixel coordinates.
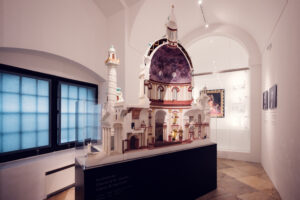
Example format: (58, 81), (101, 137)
(0, 72), (50, 154)
(193, 70), (250, 153)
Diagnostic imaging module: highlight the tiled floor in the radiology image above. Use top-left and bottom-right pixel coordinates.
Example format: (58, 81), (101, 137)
(197, 159), (281, 200)
(49, 158), (281, 200)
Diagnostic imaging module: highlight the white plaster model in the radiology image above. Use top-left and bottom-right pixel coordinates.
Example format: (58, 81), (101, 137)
(102, 6), (211, 155)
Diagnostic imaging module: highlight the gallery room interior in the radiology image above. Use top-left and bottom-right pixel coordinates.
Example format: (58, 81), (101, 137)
(0, 0), (300, 199)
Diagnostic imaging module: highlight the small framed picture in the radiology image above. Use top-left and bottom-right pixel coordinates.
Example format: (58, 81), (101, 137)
(263, 90), (268, 110)
(269, 84), (277, 109)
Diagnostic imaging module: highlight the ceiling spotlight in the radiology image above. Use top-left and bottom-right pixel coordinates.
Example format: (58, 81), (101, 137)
(198, 0), (203, 5)
(205, 23), (209, 28)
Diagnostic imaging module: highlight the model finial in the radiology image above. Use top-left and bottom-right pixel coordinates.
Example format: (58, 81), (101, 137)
(109, 45), (116, 53)
(166, 5), (178, 47)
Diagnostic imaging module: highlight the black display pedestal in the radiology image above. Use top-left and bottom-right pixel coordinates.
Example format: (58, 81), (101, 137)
(75, 143), (216, 200)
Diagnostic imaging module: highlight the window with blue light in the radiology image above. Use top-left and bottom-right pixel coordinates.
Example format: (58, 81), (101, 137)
(0, 72), (50, 153)
(0, 64), (99, 163)
(59, 83), (97, 144)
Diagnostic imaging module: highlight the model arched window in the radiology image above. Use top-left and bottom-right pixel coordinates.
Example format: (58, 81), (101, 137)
(172, 88), (177, 100)
(157, 86), (164, 100)
(172, 87), (179, 101)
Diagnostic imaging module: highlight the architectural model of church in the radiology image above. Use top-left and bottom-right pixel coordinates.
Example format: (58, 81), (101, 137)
(102, 6), (211, 155)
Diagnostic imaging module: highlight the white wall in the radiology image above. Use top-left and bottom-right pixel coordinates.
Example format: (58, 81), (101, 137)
(0, 48), (104, 200)
(261, 0), (300, 199)
(0, 149), (74, 200)
(216, 64), (261, 162)
(0, 0), (108, 80)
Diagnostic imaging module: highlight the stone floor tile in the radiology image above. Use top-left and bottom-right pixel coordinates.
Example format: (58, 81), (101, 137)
(196, 187), (239, 200)
(237, 165), (264, 176)
(217, 160), (233, 170)
(237, 191), (274, 200)
(218, 174), (257, 196)
(263, 188), (281, 200)
(237, 176), (274, 191)
(219, 167), (250, 178)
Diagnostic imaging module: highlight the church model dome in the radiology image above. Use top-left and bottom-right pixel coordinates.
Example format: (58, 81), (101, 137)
(150, 44), (191, 84)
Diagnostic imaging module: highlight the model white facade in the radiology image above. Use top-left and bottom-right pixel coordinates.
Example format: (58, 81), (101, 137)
(102, 6), (211, 154)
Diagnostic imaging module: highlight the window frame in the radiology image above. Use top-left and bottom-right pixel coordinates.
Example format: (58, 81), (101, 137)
(57, 81), (98, 147)
(0, 64), (98, 162)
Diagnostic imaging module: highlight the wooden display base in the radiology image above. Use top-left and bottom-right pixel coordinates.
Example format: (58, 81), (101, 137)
(75, 143), (217, 200)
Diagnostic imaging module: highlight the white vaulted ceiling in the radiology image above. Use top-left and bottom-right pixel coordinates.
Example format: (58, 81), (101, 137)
(93, 0), (140, 17)
(0, 0), (288, 83)
(127, 0), (287, 55)
(188, 36), (249, 73)
(203, 0), (286, 51)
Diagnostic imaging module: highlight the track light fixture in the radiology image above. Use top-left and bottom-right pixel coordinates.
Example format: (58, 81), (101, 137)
(198, 0), (209, 28)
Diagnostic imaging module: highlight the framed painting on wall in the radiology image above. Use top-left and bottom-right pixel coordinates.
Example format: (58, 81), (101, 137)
(263, 90), (268, 110)
(202, 89), (225, 118)
(269, 84), (277, 109)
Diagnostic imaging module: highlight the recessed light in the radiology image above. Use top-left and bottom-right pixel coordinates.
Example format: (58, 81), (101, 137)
(198, 0), (203, 5)
(205, 23), (209, 28)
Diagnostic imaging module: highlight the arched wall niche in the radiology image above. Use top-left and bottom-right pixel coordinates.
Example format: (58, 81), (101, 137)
(181, 24), (261, 162)
(0, 47), (106, 103)
(181, 23), (262, 67)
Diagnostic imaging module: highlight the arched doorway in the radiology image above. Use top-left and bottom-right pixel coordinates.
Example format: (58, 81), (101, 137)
(155, 110), (166, 142)
(129, 136), (139, 150)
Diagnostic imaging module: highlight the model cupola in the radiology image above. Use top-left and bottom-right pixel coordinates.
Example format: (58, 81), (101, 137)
(166, 5), (178, 47)
(105, 45), (120, 65)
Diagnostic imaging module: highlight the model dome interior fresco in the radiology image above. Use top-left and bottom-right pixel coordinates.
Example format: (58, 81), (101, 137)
(78, 6), (212, 158)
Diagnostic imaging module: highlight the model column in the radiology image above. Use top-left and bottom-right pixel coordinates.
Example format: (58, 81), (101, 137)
(105, 45), (120, 106)
(104, 45), (120, 154)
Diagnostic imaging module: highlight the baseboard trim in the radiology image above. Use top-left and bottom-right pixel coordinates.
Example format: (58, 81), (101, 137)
(45, 163), (75, 175)
(46, 183), (75, 199)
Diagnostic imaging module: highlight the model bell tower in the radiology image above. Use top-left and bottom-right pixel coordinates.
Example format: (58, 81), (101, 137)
(166, 5), (178, 47)
(105, 45), (120, 107)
